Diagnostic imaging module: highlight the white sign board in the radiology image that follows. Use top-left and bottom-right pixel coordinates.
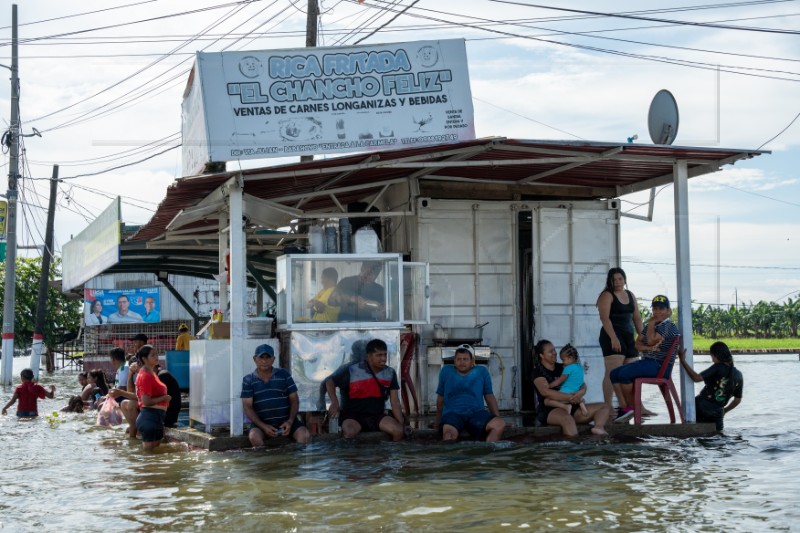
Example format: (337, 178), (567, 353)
(62, 198), (120, 292)
(181, 39), (475, 175)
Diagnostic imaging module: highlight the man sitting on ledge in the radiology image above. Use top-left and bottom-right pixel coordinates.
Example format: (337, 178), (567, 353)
(434, 344), (506, 442)
(326, 338), (405, 441)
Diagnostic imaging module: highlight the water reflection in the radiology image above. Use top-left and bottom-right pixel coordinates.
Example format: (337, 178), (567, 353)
(1, 354), (799, 531)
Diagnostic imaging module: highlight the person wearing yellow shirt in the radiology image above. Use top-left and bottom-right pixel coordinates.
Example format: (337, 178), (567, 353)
(175, 323), (193, 351)
(308, 267), (340, 322)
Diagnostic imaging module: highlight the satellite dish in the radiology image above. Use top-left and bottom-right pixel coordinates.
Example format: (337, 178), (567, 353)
(648, 89), (679, 145)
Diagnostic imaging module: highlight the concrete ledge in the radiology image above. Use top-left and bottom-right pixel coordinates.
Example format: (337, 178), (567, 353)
(166, 422), (718, 451)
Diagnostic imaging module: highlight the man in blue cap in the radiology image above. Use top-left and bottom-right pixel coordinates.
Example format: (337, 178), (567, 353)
(241, 343), (310, 445)
(610, 295), (679, 423)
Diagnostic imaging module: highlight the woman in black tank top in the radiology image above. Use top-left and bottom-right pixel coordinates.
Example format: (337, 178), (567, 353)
(596, 268), (644, 410)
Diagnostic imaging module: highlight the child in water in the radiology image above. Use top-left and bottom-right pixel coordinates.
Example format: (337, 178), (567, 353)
(545, 345), (589, 416)
(61, 396), (85, 413)
(2, 368), (56, 417)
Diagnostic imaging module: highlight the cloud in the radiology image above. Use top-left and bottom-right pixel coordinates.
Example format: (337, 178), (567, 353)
(691, 168), (799, 192)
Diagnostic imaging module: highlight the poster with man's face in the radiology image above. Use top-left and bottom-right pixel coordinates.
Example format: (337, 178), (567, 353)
(83, 287), (161, 326)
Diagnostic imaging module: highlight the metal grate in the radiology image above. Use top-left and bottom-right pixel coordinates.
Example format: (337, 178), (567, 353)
(83, 320), (187, 359)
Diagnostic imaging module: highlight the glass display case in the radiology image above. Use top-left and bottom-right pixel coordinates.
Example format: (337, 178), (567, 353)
(276, 253), (428, 330)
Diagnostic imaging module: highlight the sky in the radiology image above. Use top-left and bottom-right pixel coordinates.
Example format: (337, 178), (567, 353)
(0, 0), (798, 308)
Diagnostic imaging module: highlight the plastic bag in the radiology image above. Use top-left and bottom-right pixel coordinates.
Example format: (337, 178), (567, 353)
(96, 397), (124, 427)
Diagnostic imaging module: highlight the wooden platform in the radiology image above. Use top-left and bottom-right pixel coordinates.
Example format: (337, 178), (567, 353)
(166, 421), (718, 451)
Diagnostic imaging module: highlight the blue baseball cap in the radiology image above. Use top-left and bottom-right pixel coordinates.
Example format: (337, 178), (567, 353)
(254, 344), (274, 357)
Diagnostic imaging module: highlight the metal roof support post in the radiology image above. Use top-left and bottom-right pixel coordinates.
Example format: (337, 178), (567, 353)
(673, 160), (696, 423)
(228, 177), (246, 437)
(218, 218), (229, 318)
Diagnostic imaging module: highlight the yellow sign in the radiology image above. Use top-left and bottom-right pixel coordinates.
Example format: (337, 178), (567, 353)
(0, 200), (7, 236)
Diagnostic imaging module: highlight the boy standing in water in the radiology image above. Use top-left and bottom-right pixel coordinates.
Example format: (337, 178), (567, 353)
(2, 368), (56, 417)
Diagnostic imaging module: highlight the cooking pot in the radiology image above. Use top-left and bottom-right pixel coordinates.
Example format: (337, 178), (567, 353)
(432, 322), (489, 344)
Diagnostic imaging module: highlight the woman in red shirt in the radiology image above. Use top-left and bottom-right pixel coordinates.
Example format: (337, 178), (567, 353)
(134, 345), (171, 450)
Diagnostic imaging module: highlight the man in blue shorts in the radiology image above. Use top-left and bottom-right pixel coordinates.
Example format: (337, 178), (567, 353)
(326, 338), (405, 441)
(241, 343), (310, 445)
(610, 294), (680, 422)
(435, 344), (505, 442)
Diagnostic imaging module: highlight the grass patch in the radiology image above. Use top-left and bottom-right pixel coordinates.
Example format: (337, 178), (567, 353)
(693, 337), (800, 351)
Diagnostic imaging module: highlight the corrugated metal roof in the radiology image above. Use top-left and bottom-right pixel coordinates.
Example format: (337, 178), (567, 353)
(112, 138), (764, 283)
(131, 138), (764, 243)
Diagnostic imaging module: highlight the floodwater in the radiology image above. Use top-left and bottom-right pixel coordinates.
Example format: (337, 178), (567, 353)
(1, 352), (797, 532)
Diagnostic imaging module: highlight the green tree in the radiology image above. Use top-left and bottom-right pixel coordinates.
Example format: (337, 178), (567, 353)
(783, 297), (800, 338)
(0, 257), (82, 350)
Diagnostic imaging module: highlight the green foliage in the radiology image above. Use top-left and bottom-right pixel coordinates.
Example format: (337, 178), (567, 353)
(0, 256), (82, 349)
(693, 337), (800, 351)
(690, 299), (800, 339)
(45, 411), (61, 429)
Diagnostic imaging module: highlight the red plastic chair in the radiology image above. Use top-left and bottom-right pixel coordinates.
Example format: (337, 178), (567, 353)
(633, 334), (685, 425)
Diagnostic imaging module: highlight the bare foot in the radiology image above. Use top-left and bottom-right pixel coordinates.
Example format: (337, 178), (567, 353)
(591, 427), (608, 436)
(641, 406), (657, 417)
(580, 403), (589, 416)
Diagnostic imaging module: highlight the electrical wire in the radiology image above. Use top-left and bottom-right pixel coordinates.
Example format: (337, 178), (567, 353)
(694, 176), (800, 207)
(0, 1), (267, 47)
(29, 1), (256, 126)
(23, 1), (291, 173)
(757, 110), (800, 149)
(347, 0), (800, 82)
(473, 96), (584, 140)
(490, 0), (800, 35)
(625, 259), (800, 270)
(353, 0), (419, 44)
(39, 145), (182, 182)
(26, 132), (181, 167)
(0, 1), (159, 30)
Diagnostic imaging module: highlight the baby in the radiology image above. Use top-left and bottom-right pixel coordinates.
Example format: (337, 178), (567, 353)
(545, 345), (589, 416)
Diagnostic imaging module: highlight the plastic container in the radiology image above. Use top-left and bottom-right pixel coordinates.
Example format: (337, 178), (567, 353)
(324, 221), (338, 253)
(354, 226), (380, 253)
(308, 225), (324, 254)
(338, 218), (352, 254)
(329, 416), (339, 434)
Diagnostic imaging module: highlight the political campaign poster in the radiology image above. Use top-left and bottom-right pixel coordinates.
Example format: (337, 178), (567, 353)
(84, 287), (161, 326)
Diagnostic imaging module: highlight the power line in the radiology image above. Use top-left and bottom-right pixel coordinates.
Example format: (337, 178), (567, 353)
(354, 0), (419, 45)
(472, 96), (584, 140)
(346, 0), (800, 82)
(695, 176), (800, 208)
(490, 0), (800, 35)
(26, 132), (181, 167)
(0, 1), (266, 47)
(28, 1), (257, 125)
(0, 1), (159, 30)
(757, 110), (800, 149)
(626, 259), (800, 270)
(29, 144), (182, 182)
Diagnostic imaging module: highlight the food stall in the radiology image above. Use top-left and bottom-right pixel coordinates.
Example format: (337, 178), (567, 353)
(275, 252), (429, 412)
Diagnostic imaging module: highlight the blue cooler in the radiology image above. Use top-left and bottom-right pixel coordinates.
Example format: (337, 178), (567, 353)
(166, 350), (190, 391)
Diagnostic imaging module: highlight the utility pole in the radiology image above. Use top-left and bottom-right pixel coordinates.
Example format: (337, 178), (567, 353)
(30, 166), (59, 378)
(305, 0), (318, 47)
(1, 4), (19, 386)
(300, 0), (319, 163)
